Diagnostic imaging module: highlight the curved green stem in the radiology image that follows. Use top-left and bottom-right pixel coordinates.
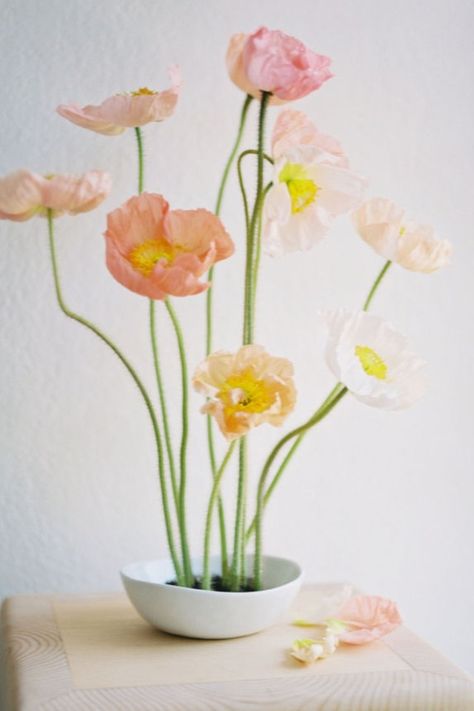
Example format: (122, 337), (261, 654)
(149, 300), (179, 516)
(237, 151), (274, 232)
(46, 211), (183, 584)
(247, 258), (394, 551)
(202, 441), (237, 590)
(205, 95), (253, 577)
(245, 383), (345, 543)
(363, 260), (391, 311)
(134, 127), (144, 195)
(164, 299), (193, 587)
(254, 386), (348, 589)
(251, 181), (273, 325)
(206, 94), (253, 355)
(243, 91), (271, 346)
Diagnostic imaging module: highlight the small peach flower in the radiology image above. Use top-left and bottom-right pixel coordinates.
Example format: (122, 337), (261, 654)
(352, 198), (452, 273)
(57, 66), (181, 135)
(227, 28), (332, 102)
(0, 169), (111, 221)
(264, 111), (366, 255)
(104, 193), (234, 300)
(193, 345), (296, 440)
(321, 310), (427, 410)
(337, 595), (402, 644)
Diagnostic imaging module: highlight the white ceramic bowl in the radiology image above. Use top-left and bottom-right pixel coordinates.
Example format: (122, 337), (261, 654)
(121, 554), (303, 639)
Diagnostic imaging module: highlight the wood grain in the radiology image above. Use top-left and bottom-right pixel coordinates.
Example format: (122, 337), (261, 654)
(1, 589), (473, 711)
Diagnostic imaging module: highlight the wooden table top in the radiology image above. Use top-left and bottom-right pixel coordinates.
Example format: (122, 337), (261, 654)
(1, 585), (473, 710)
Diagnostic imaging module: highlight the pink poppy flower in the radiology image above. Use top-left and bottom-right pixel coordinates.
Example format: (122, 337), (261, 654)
(0, 169), (111, 221)
(57, 66), (181, 136)
(337, 595), (402, 644)
(104, 193), (234, 300)
(227, 28), (332, 102)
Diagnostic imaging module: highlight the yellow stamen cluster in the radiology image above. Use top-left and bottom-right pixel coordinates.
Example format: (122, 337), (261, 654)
(355, 345), (388, 380)
(128, 238), (176, 277)
(130, 87), (158, 96)
(217, 370), (272, 416)
(279, 162), (319, 214)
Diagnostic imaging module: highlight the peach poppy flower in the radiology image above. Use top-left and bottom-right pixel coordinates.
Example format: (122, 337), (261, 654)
(104, 193), (234, 300)
(193, 345), (296, 440)
(0, 169), (111, 221)
(227, 28), (332, 102)
(264, 111), (366, 255)
(57, 66), (181, 136)
(353, 198), (452, 273)
(336, 595), (402, 644)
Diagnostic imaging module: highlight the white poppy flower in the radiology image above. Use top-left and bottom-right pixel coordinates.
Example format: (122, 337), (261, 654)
(263, 110), (367, 256)
(321, 310), (427, 410)
(352, 197), (452, 273)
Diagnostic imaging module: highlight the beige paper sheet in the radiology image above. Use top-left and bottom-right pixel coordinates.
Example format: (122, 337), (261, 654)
(54, 587), (410, 690)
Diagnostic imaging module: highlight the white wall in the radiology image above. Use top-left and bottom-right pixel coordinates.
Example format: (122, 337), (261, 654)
(1, 0), (473, 674)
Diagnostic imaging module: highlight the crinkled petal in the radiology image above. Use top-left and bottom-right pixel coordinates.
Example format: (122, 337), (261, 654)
(338, 595), (402, 644)
(0, 170), (45, 221)
(43, 171), (111, 215)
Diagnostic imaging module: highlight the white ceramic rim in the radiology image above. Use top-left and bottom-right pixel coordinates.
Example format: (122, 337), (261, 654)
(121, 554), (303, 597)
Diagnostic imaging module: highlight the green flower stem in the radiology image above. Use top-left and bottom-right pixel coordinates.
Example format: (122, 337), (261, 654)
(205, 94), (253, 577)
(243, 91), (271, 346)
(202, 441), (237, 590)
(253, 386), (348, 589)
(251, 181), (273, 325)
(134, 127), (144, 195)
(206, 94), (253, 354)
(230, 437), (248, 590)
(46, 211), (184, 585)
(246, 258), (394, 548)
(237, 150), (274, 232)
(164, 298), (193, 587)
(149, 300), (179, 516)
(245, 383), (346, 543)
(363, 260), (392, 311)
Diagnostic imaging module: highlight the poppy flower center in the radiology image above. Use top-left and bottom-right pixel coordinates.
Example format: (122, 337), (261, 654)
(355, 345), (388, 380)
(130, 87), (158, 96)
(279, 162), (319, 214)
(218, 370), (272, 415)
(128, 238), (178, 276)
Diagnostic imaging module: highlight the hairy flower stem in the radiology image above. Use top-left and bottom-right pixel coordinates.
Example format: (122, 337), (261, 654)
(254, 387), (348, 589)
(245, 383), (346, 543)
(229, 92), (271, 592)
(134, 127), (144, 195)
(149, 301), (180, 517)
(205, 94), (253, 579)
(165, 299), (194, 587)
(46, 211), (184, 585)
(134, 125), (190, 583)
(363, 260), (392, 310)
(249, 258), (394, 582)
(202, 441), (237, 590)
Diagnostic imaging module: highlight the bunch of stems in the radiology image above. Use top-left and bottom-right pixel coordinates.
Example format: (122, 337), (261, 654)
(46, 96), (392, 592)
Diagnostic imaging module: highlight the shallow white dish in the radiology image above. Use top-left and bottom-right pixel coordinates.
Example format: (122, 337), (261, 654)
(121, 554), (303, 639)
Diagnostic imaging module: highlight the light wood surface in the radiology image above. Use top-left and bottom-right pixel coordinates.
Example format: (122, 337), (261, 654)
(2, 586), (474, 710)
